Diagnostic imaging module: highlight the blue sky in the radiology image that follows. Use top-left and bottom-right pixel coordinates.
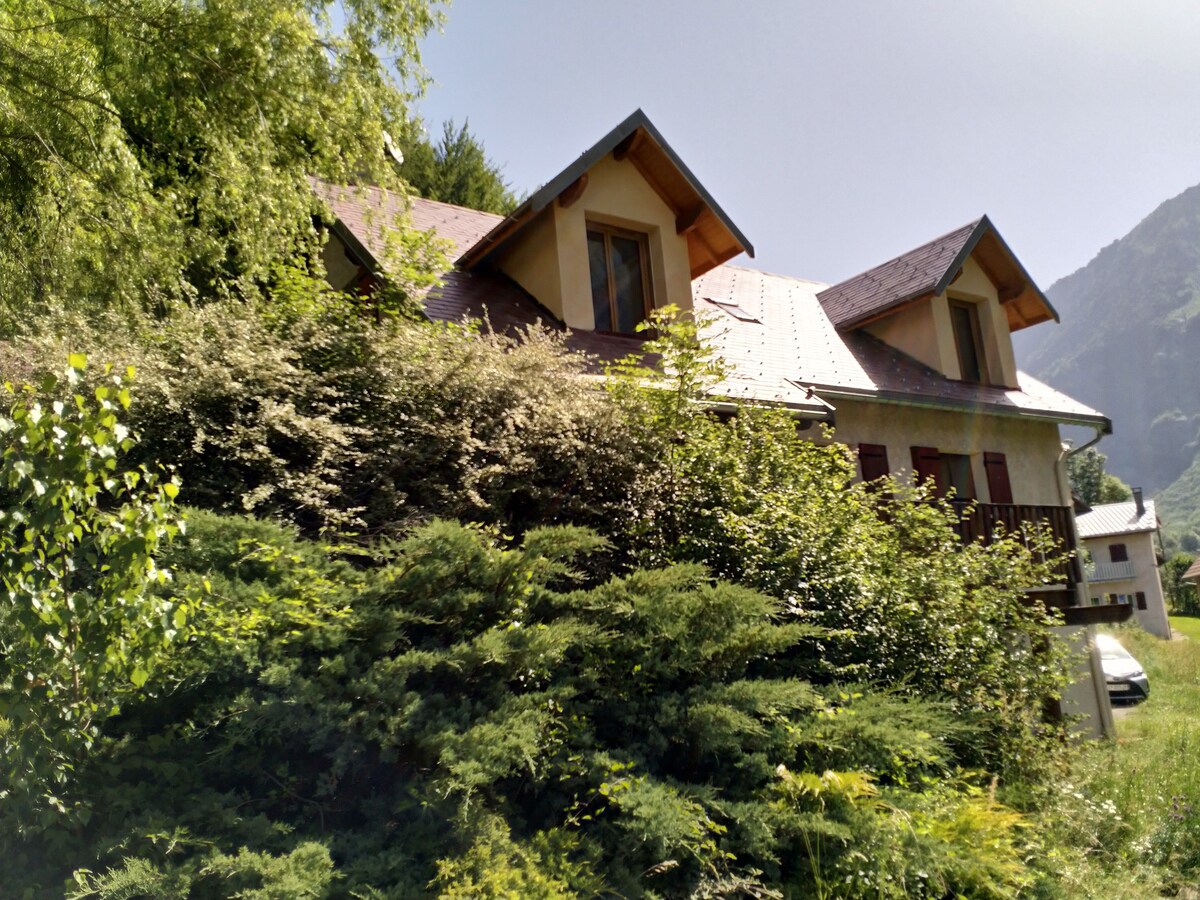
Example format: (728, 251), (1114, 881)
(412, 1), (1200, 289)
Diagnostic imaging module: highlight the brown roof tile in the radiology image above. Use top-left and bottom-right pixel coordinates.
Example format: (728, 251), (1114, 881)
(320, 185), (1107, 428)
(816, 220), (980, 329)
(313, 179), (502, 262)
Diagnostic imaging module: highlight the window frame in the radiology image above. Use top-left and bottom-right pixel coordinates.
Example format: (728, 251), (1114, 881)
(948, 298), (987, 384)
(586, 222), (654, 335)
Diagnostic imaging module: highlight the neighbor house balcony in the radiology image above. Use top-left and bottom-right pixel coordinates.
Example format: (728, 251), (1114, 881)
(1084, 560), (1135, 584)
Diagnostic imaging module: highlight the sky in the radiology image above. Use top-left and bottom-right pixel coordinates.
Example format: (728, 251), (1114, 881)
(411, 0), (1200, 289)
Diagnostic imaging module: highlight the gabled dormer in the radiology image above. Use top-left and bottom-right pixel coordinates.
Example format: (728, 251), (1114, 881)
(816, 217), (1057, 390)
(456, 110), (753, 333)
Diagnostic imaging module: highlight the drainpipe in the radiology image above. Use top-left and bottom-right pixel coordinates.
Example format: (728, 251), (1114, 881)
(1065, 425), (1106, 460)
(1057, 430), (1117, 739)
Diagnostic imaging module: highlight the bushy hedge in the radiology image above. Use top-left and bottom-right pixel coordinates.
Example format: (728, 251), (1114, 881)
(0, 292), (1083, 896)
(5, 279), (646, 539)
(2, 511), (1039, 899)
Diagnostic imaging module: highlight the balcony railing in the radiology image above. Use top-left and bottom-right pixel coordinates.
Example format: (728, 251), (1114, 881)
(946, 502), (1080, 587)
(1085, 560), (1135, 583)
(895, 500), (1131, 625)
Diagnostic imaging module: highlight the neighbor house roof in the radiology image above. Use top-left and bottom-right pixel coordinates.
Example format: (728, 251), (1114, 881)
(456, 109), (753, 279)
(1074, 500), (1159, 540)
(1183, 559), (1200, 583)
(816, 216), (1059, 334)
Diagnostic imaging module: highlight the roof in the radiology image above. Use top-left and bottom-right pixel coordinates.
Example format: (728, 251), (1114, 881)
(1183, 559), (1200, 583)
(1074, 500), (1159, 540)
(314, 179), (503, 265)
(816, 216), (1059, 334)
(456, 109), (753, 279)
(314, 185), (1107, 428)
(694, 264), (1109, 428)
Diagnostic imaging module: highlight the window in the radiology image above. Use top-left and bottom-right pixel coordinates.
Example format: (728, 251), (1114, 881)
(939, 453), (976, 500)
(1136, 591), (1147, 610)
(587, 224), (652, 334)
(910, 447), (975, 500)
(949, 300), (986, 383)
(858, 443), (890, 488)
(1109, 543), (1129, 563)
(982, 451), (1013, 504)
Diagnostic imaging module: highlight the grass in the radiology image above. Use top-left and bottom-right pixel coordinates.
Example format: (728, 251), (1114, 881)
(1034, 620), (1200, 897)
(1169, 614), (1200, 641)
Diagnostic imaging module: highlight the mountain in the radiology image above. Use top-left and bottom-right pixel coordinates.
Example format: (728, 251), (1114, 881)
(1015, 183), (1200, 534)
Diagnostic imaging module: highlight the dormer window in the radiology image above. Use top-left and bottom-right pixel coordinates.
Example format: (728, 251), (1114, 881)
(949, 299), (986, 383)
(587, 223), (652, 334)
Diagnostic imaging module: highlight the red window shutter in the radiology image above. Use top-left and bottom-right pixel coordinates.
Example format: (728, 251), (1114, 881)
(858, 443), (890, 483)
(1136, 591), (1147, 610)
(1110, 543), (1129, 563)
(983, 451), (1014, 504)
(911, 446), (944, 494)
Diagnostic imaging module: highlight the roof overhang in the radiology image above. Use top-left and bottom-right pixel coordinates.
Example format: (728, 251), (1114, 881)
(457, 109), (753, 278)
(938, 216), (1059, 333)
(806, 383), (1113, 433)
(820, 216), (1060, 333)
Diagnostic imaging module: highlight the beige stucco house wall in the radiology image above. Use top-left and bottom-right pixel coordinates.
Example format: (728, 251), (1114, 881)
(833, 400), (1065, 505)
(495, 154), (696, 329)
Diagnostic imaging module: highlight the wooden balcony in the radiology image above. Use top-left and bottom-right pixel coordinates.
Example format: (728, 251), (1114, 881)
(946, 502), (1081, 588)
(943, 501), (1133, 627)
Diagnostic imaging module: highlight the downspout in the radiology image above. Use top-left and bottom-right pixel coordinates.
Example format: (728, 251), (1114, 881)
(1058, 425), (1116, 738)
(1064, 425), (1106, 459)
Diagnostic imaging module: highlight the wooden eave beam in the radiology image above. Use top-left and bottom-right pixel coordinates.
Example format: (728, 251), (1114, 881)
(997, 283), (1025, 304)
(676, 204), (705, 235)
(613, 128), (646, 161)
(557, 173), (588, 208)
(1006, 299), (1030, 330)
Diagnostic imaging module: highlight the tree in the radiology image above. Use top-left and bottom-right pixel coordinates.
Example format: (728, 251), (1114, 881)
(398, 119), (520, 214)
(0, 356), (183, 829)
(1163, 551), (1198, 615)
(0, 0), (445, 326)
(1068, 447), (1133, 505)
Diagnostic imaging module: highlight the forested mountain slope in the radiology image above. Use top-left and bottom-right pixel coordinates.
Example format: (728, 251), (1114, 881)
(1015, 183), (1200, 533)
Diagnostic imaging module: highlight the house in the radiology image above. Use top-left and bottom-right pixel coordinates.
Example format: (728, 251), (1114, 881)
(1074, 491), (1171, 639)
(1182, 558), (1200, 607)
(316, 110), (1125, 735)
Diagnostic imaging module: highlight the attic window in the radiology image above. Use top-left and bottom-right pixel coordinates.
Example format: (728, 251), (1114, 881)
(704, 297), (760, 323)
(949, 299), (986, 383)
(587, 223), (652, 334)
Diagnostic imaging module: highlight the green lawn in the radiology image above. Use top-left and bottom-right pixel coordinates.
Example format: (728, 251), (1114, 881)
(1043, 621), (1200, 896)
(1169, 614), (1200, 640)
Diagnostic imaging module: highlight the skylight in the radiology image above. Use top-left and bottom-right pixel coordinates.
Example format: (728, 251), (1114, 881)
(704, 296), (760, 323)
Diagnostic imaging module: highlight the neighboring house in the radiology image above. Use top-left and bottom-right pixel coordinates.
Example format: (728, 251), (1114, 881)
(316, 109), (1125, 734)
(1074, 492), (1171, 639)
(1182, 558), (1200, 607)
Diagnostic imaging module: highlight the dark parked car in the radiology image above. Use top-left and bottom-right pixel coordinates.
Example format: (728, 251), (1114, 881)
(1096, 633), (1149, 704)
